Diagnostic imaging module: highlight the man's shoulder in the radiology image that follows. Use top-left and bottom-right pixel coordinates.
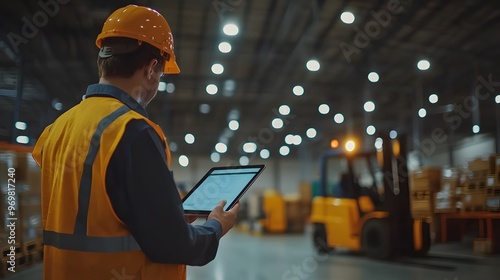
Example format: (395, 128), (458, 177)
(125, 118), (153, 133)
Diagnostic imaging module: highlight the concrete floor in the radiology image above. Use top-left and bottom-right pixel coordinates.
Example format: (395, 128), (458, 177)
(6, 227), (500, 280)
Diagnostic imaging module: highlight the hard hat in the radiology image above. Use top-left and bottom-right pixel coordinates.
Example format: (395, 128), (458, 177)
(96, 5), (180, 74)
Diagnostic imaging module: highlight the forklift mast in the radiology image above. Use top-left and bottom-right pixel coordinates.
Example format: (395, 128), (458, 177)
(381, 134), (414, 254)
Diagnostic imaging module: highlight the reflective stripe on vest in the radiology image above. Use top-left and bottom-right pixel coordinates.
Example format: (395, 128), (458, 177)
(43, 105), (142, 253)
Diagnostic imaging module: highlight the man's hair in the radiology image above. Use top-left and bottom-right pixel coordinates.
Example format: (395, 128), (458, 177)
(97, 37), (165, 78)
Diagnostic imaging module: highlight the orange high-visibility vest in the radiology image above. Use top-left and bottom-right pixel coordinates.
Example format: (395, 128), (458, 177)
(32, 96), (185, 280)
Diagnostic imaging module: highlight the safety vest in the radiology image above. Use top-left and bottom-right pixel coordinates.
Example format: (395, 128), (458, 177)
(32, 96), (186, 280)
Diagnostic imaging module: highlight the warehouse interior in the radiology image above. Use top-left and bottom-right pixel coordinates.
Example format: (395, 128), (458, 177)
(1, 0), (500, 279)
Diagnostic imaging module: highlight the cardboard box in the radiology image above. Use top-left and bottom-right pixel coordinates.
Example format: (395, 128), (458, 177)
(284, 196), (309, 221)
(16, 152), (41, 195)
(473, 238), (492, 254)
(18, 193), (42, 243)
(410, 167), (442, 192)
(461, 191), (487, 212)
(468, 158), (490, 172)
(411, 191), (433, 217)
(462, 179), (487, 194)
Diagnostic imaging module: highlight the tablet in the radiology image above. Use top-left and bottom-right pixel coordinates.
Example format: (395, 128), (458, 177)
(182, 165), (265, 215)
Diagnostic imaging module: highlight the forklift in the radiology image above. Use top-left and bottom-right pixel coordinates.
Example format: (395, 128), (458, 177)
(310, 134), (431, 259)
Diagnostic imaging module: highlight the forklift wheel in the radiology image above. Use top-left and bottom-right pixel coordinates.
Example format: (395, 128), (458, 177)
(313, 223), (333, 254)
(361, 219), (392, 259)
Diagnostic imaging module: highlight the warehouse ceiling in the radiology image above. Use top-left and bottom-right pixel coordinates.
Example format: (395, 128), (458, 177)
(1, 0), (500, 163)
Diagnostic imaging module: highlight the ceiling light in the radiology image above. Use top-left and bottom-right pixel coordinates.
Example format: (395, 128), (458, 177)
(166, 83), (175, 93)
(429, 94), (438, 104)
(16, 136), (29, 144)
(496, 95), (500, 104)
(229, 120), (239, 131)
(239, 156), (250, 166)
(318, 104), (330, 114)
(366, 125), (376, 136)
(279, 146), (290, 156)
(211, 63), (224, 74)
(179, 155), (189, 167)
(472, 125), (480, 134)
(340, 11), (355, 24)
(334, 113), (344, 124)
(364, 101), (375, 112)
(279, 105), (290, 116)
(260, 149), (270, 159)
(345, 140), (355, 152)
(306, 128), (317, 138)
(374, 138), (383, 150)
(15, 121), (26, 130)
(293, 135), (302, 145)
(52, 99), (63, 111)
(211, 152), (220, 163)
(223, 23), (239, 36)
(199, 104), (211, 114)
(185, 133), (195, 144)
(158, 82), (167, 91)
(389, 130), (398, 139)
(224, 79), (236, 91)
(272, 118), (284, 129)
(417, 59), (430, 71)
(243, 142), (257, 153)
(169, 142), (178, 152)
(418, 108), (427, 118)
(218, 42), (232, 53)
(206, 84), (218, 95)
(215, 142), (228, 153)
(293, 85), (304, 96)
(306, 59), (320, 71)
(368, 72), (379, 83)
(285, 134), (294, 145)
(330, 139), (339, 149)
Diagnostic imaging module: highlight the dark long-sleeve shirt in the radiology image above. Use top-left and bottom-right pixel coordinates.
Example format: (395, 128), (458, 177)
(85, 84), (222, 266)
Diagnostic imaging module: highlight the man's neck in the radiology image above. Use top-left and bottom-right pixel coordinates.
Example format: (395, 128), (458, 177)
(99, 76), (147, 107)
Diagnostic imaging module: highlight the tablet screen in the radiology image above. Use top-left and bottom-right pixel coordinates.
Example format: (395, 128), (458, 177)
(182, 165), (265, 213)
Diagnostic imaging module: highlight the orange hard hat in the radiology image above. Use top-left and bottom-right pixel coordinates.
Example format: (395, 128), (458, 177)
(96, 5), (180, 74)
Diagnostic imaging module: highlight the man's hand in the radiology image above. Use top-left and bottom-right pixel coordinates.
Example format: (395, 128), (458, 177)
(185, 215), (198, 224)
(207, 200), (240, 237)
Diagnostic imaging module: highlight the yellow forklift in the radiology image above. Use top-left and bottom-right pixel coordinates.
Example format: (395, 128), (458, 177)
(310, 134), (431, 258)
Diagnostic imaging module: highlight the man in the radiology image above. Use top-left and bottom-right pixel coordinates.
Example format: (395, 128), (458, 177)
(32, 5), (239, 280)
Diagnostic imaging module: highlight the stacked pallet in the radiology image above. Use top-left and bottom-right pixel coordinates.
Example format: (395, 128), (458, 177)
(458, 158), (490, 212)
(0, 148), (44, 277)
(487, 155), (500, 211)
(409, 167), (442, 219)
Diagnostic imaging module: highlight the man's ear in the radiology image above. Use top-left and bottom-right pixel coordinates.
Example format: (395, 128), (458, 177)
(146, 59), (159, 79)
